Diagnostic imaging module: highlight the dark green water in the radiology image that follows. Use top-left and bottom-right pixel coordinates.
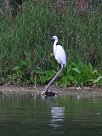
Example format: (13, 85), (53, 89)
(0, 93), (102, 136)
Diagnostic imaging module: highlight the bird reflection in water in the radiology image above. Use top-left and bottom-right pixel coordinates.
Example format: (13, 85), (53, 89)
(50, 107), (65, 128)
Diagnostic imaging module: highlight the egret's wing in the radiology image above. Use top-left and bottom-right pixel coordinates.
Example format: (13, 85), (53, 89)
(55, 45), (66, 66)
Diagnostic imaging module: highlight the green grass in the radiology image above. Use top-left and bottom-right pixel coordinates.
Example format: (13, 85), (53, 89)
(0, 0), (102, 86)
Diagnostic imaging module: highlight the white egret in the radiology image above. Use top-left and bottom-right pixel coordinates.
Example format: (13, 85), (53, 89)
(41, 35), (66, 96)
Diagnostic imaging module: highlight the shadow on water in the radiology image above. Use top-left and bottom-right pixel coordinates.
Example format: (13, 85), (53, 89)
(0, 91), (102, 136)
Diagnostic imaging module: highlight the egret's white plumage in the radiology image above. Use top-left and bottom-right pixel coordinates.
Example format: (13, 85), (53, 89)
(52, 36), (66, 66)
(41, 35), (66, 96)
(54, 45), (66, 66)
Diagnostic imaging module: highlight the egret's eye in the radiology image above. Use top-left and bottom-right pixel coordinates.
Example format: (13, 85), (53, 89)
(51, 38), (55, 42)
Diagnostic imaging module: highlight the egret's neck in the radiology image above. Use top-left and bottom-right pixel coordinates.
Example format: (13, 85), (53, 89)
(53, 39), (58, 54)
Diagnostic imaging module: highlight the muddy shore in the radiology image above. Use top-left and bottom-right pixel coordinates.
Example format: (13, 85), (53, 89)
(0, 85), (102, 97)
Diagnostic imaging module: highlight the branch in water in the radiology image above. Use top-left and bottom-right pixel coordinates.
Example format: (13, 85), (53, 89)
(45, 64), (64, 92)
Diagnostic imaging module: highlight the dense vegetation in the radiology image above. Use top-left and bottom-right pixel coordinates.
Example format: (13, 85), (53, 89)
(0, 0), (102, 87)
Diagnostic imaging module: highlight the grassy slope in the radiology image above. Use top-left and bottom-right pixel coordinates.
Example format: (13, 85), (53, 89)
(0, 0), (102, 86)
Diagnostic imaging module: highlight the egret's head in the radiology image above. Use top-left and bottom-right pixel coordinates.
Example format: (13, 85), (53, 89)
(51, 35), (58, 43)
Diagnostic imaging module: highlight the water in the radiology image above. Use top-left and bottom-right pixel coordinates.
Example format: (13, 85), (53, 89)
(0, 92), (102, 136)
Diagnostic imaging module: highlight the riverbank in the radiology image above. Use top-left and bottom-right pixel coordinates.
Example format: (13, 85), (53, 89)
(0, 0), (102, 86)
(0, 86), (102, 97)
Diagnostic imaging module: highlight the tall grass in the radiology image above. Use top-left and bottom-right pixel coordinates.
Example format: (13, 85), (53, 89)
(0, 0), (102, 86)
